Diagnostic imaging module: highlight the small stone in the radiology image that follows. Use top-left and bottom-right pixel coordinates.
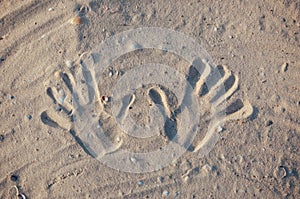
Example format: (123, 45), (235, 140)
(157, 176), (164, 183)
(48, 7), (54, 11)
(251, 168), (263, 179)
(265, 120), (273, 126)
(0, 134), (4, 142)
(118, 191), (124, 197)
(116, 136), (121, 142)
(56, 106), (62, 112)
(10, 174), (19, 182)
(54, 71), (61, 79)
(109, 71), (113, 77)
(161, 48), (168, 54)
(138, 180), (144, 186)
(27, 115), (32, 120)
(275, 95), (280, 102)
(162, 190), (169, 197)
(58, 89), (66, 103)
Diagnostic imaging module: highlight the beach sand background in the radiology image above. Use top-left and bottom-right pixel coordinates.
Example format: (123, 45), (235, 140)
(0, 0), (299, 198)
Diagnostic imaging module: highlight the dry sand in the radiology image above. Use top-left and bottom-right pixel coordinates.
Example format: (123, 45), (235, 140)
(0, 0), (299, 198)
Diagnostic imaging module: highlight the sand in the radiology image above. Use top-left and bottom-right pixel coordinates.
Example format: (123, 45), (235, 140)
(0, 0), (299, 198)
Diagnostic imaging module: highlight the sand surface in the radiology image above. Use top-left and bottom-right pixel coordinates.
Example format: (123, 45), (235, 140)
(0, 0), (299, 198)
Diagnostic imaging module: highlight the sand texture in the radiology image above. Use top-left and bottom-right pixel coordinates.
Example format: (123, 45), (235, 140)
(0, 0), (299, 198)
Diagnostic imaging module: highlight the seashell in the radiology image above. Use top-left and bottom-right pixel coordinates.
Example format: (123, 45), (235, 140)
(13, 186), (26, 199)
(162, 190), (169, 197)
(281, 62), (288, 73)
(70, 16), (82, 25)
(273, 166), (287, 179)
(130, 157), (137, 163)
(183, 175), (190, 183)
(101, 96), (109, 103)
(217, 126), (223, 133)
(65, 60), (73, 68)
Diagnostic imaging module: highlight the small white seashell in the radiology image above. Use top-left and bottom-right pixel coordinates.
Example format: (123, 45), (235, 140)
(273, 166), (287, 179)
(101, 96), (109, 103)
(217, 126), (223, 133)
(130, 157), (137, 163)
(65, 60), (73, 68)
(162, 190), (169, 197)
(183, 175), (190, 183)
(202, 164), (212, 172)
(281, 62), (288, 73)
(13, 186), (26, 199)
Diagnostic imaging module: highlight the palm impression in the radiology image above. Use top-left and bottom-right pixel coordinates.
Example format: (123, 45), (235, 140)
(41, 28), (253, 172)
